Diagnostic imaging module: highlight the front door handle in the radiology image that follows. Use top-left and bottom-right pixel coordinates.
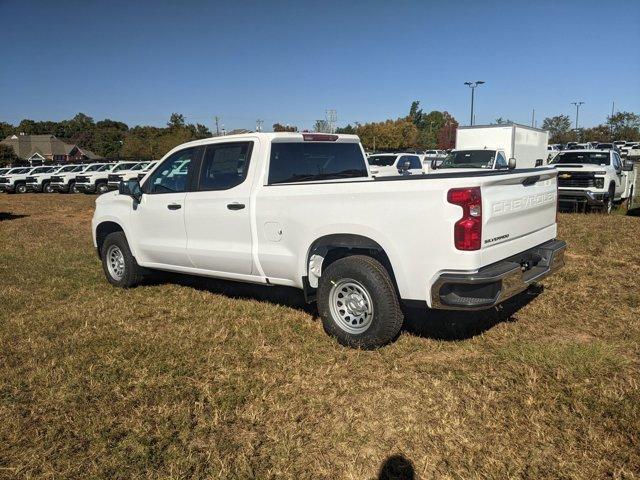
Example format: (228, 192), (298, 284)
(227, 202), (245, 210)
(167, 203), (182, 210)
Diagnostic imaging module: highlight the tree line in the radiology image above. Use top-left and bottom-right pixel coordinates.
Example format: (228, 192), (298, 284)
(0, 113), (212, 162)
(542, 111), (640, 144)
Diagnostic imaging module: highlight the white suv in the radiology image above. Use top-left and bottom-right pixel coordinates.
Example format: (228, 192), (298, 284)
(552, 149), (635, 213)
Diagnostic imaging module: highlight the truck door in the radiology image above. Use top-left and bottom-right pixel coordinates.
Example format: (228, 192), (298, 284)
(184, 141), (255, 275)
(131, 148), (195, 267)
(612, 152), (625, 198)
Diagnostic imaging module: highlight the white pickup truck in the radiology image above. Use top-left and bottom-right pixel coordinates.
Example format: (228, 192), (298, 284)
(551, 149), (635, 212)
(367, 153), (424, 177)
(106, 161), (156, 190)
(0, 166), (38, 193)
(92, 133), (566, 348)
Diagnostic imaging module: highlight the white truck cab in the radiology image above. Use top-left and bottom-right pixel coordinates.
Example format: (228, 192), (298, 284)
(367, 153), (423, 176)
(552, 149), (635, 213)
(50, 164), (89, 193)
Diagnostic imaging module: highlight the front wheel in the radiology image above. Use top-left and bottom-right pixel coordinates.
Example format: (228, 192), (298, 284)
(15, 183), (27, 194)
(42, 182), (53, 193)
(100, 231), (143, 288)
(96, 181), (109, 195)
(318, 255), (403, 349)
(68, 181), (78, 194)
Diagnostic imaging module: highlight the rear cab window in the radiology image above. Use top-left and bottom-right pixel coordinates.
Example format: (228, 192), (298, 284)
(268, 141), (368, 184)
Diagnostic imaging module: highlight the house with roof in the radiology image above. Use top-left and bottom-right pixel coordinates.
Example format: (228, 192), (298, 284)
(1, 133), (103, 165)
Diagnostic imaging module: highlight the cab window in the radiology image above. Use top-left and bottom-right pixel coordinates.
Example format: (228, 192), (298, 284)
(145, 148), (195, 194)
(197, 142), (253, 191)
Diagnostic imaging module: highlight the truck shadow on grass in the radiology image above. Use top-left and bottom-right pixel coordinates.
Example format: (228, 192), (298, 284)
(0, 212), (29, 221)
(144, 273), (542, 342)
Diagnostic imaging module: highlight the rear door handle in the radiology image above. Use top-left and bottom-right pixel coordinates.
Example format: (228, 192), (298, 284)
(167, 203), (182, 210)
(227, 202), (245, 210)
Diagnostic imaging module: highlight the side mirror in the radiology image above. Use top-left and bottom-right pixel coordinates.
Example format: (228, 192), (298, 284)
(398, 159), (411, 173)
(430, 159), (439, 170)
(535, 159), (543, 167)
(119, 179), (142, 203)
(508, 158), (517, 170)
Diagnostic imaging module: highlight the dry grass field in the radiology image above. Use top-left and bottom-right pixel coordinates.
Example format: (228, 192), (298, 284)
(1, 194), (639, 479)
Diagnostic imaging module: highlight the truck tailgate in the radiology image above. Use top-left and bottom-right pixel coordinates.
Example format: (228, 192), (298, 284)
(481, 169), (557, 250)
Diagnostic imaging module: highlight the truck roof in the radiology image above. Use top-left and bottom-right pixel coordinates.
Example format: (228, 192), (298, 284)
(174, 132), (361, 151)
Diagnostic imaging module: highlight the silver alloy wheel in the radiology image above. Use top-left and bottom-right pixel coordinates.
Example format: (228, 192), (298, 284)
(16, 184), (27, 193)
(69, 183), (77, 193)
(44, 183), (53, 193)
(329, 278), (374, 334)
(605, 196), (613, 214)
(97, 183), (108, 194)
(106, 245), (126, 281)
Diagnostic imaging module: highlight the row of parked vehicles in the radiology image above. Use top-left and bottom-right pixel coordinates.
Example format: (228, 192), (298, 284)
(548, 141), (640, 160)
(0, 160), (157, 194)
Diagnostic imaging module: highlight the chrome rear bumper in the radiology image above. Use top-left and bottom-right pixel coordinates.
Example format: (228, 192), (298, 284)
(430, 239), (566, 310)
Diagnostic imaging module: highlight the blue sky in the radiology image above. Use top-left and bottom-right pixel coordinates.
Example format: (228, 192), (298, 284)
(1, 0), (639, 131)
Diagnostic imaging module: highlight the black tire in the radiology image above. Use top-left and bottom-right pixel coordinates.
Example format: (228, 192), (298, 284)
(317, 255), (403, 349)
(627, 185), (634, 210)
(96, 181), (109, 195)
(68, 181), (77, 194)
(42, 181), (53, 193)
(15, 183), (27, 194)
(100, 231), (143, 288)
(601, 186), (614, 214)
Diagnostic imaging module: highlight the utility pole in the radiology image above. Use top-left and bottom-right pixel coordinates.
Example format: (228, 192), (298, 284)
(571, 101), (584, 130)
(214, 116), (221, 135)
(256, 119), (264, 132)
(531, 108), (535, 128)
(611, 101), (615, 118)
(464, 81), (485, 126)
(326, 109), (337, 134)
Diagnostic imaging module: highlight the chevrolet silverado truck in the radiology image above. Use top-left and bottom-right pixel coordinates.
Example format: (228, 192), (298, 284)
(76, 162), (137, 194)
(26, 165), (64, 192)
(0, 166), (40, 193)
(92, 132), (566, 348)
(50, 164), (88, 193)
(551, 149), (635, 212)
(367, 153), (424, 176)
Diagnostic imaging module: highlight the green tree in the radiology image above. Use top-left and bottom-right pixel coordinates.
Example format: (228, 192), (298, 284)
(542, 115), (574, 143)
(607, 112), (640, 141)
(0, 122), (14, 139)
(167, 113), (186, 130)
(273, 123), (298, 132)
(0, 144), (19, 166)
(336, 124), (356, 134)
(494, 117), (514, 125)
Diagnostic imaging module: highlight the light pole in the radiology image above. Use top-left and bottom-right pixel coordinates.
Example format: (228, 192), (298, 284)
(464, 81), (485, 126)
(571, 101), (584, 130)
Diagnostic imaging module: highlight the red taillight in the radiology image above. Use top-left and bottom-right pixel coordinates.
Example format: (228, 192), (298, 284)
(447, 187), (482, 251)
(302, 133), (338, 142)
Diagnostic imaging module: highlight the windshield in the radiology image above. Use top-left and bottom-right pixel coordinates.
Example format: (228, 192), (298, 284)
(84, 164), (104, 172)
(143, 162), (157, 171)
(440, 150), (496, 169)
(97, 164), (112, 171)
(552, 152), (610, 165)
(131, 162), (149, 171)
(58, 165), (78, 172)
(8, 168), (29, 174)
(0, 169), (9, 175)
(367, 155), (397, 167)
(113, 163), (137, 172)
(32, 167), (53, 174)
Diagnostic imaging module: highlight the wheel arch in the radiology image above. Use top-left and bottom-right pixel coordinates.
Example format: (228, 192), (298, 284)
(303, 233), (399, 301)
(95, 221), (125, 259)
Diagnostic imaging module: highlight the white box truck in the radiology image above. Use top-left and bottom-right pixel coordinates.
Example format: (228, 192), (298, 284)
(455, 124), (549, 169)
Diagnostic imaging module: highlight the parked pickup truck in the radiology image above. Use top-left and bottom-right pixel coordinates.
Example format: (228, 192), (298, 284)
(92, 132), (566, 348)
(0, 166), (37, 193)
(106, 161), (156, 190)
(367, 153), (424, 176)
(50, 164), (90, 193)
(551, 149), (635, 212)
(76, 162), (137, 194)
(26, 165), (64, 192)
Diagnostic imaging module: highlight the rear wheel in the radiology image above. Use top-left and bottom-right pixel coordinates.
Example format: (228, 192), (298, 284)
(318, 255), (403, 349)
(100, 231), (143, 288)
